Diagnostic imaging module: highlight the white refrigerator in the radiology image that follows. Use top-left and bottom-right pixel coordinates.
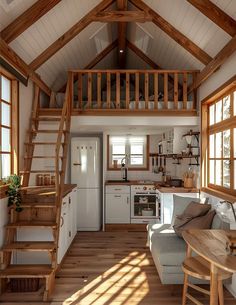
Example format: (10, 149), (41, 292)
(71, 137), (101, 231)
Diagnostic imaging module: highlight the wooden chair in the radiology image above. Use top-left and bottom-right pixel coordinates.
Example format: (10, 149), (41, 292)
(182, 255), (232, 305)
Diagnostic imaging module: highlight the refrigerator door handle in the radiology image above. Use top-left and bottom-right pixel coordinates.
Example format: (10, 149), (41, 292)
(73, 163), (81, 166)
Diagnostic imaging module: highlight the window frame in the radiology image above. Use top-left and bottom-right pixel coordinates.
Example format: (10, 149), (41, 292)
(0, 68), (19, 196)
(201, 75), (236, 201)
(107, 135), (149, 171)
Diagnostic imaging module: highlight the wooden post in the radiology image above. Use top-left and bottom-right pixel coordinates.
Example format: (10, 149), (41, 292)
(135, 72), (139, 109)
(174, 73), (178, 109)
(154, 72), (158, 109)
(107, 72), (111, 109)
(145, 72), (149, 109)
(210, 264), (219, 305)
(87, 72), (92, 108)
(116, 72), (120, 109)
(164, 72), (168, 109)
(126, 72), (130, 109)
(183, 72), (188, 109)
(97, 72), (101, 109)
(78, 72), (82, 109)
(192, 72), (197, 110)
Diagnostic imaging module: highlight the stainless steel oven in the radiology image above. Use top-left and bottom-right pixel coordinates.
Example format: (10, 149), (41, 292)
(131, 185), (161, 224)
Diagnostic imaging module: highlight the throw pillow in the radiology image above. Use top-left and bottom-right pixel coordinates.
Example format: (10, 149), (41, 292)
(181, 201), (211, 218)
(174, 210), (216, 238)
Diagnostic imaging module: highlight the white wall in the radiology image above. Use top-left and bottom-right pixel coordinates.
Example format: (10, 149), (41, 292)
(19, 80), (34, 170)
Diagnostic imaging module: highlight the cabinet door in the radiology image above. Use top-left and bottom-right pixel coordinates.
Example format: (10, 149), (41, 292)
(57, 211), (66, 264)
(71, 188), (78, 238)
(106, 194), (130, 224)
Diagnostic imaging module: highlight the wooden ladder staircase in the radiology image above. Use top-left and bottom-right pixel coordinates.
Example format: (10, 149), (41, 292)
(0, 73), (73, 301)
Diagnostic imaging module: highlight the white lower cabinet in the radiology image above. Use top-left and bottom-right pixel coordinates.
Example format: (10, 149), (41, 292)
(105, 186), (130, 224)
(161, 192), (199, 224)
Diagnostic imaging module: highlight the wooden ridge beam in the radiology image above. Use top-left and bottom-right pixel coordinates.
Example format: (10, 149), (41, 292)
(29, 0), (115, 71)
(187, 0), (236, 37)
(1, 0), (62, 43)
(93, 10), (152, 22)
(129, 0), (213, 65)
(58, 39), (118, 92)
(190, 35), (236, 91)
(117, 0), (128, 68)
(0, 38), (51, 96)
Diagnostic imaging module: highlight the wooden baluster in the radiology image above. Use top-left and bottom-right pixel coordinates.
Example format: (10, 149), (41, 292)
(145, 72), (149, 109)
(174, 73), (178, 110)
(183, 72), (187, 109)
(126, 72), (130, 109)
(97, 72), (101, 109)
(107, 72), (111, 109)
(135, 72), (139, 109)
(78, 72), (82, 109)
(154, 72), (158, 109)
(87, 72), (92, 109)
(164, 72), (168, 109)
(192, 72), (197, 110)
(116, 72), (120, 109)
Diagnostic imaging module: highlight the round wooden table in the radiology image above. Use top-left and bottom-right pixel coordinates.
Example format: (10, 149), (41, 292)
(182, 229), (236, 305)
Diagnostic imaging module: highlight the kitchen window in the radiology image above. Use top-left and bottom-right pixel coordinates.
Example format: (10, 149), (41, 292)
(201, 76), (236, 200)
(0, 70), (18, 184)
(108, 135), (149, 170)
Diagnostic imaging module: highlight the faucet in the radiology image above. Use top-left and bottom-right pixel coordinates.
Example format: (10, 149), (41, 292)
(121, 155), (129, 181)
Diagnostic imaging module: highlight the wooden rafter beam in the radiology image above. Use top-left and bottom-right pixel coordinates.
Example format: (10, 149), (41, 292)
(0, 38), (51, 96)
(58, 39), (118, 92)
(29, 0), (115, 71)
(187, 0), (236, 37)
(190, 35), (236, 91)
(117, 0), (127, 68)
(129, 0), (213, 65)
(1, 0), (62, 43)
(93, 10), (152, 22)
(126, 39), (161, 69)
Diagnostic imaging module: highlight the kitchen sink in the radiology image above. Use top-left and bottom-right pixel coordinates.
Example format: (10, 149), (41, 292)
(107, 180), (130, 183)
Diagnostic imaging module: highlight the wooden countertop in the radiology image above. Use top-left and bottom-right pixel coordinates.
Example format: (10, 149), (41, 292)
(105, 180), (199, 193)
(182, 230), (236, 274)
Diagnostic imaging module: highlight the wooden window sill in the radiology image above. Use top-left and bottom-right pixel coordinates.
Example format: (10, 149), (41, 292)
(0, 184), (9, 199)
(201, 187), (236, 203)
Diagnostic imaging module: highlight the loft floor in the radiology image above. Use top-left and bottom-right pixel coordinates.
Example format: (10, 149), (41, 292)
(1, 232), (235, 305)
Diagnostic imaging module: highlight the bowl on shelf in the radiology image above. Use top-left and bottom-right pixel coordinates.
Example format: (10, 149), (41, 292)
(139, 197), (148, 204)
(142, 208), (153, 216)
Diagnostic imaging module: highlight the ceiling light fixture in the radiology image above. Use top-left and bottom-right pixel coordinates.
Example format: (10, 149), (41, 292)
(119, 49), (124, 53)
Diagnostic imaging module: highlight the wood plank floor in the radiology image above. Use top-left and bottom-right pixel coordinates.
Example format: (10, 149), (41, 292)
(1, 231), (236, 304)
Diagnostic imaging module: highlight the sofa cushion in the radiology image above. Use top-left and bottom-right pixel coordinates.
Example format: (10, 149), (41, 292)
(171, 195), (201, 226)
(150, 233), (186, 266)
(211, 214), (230, 230)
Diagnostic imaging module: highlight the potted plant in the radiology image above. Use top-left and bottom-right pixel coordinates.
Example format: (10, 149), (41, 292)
(4, 175), (22, 212)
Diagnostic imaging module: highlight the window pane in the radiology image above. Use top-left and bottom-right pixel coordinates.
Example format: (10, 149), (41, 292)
(112, 155), (125, 165)
(209, 104), (215, 125)
(209, 134), (215, 158)
(1, 154), (11, 178)
(130, 156), (143, 165)
(1, 76), (11, 102)
(1, 102), (11, 127)
(223, 129), (230, 158)
(1, 127), (10, 152)
(209, 160), (215, 184)
(223, 95), (230, 120)
(215, 160), (222, 186)
(215, 132), (222, 158)
(112, 144), (125, 155)
(215, 100), (222, 123)
(223, 160), (230, 188)
(131, 144), (143, 155)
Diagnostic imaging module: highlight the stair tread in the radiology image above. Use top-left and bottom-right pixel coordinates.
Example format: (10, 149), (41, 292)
(20, 170), (62, 173)
(24, 156), (63, 159)
(18, 202), (56, 208)
(24, 142), (66, 145)
(2, 242), (56, 252)
(6, 221), (57, 228)
(30, 130), (68, 133)
(0, 265), (53, 277)
(33, 117), (61, 121)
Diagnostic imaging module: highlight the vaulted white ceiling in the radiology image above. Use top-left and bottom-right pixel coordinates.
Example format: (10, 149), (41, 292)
(1, 0), (235, 91)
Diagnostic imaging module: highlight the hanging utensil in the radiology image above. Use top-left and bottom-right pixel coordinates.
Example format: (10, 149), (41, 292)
(159, 156), (163, 172)
(152, 157), (155, 173)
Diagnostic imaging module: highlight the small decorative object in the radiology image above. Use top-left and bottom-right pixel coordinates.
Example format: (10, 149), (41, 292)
(139, 196), (148, 204)
(142, 208), (153, 216)
(5, 175), (22, 212)
(183, 170), (194, 188)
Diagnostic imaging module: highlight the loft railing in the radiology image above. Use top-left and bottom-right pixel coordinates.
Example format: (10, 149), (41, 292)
(68, 69), (198, 113)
